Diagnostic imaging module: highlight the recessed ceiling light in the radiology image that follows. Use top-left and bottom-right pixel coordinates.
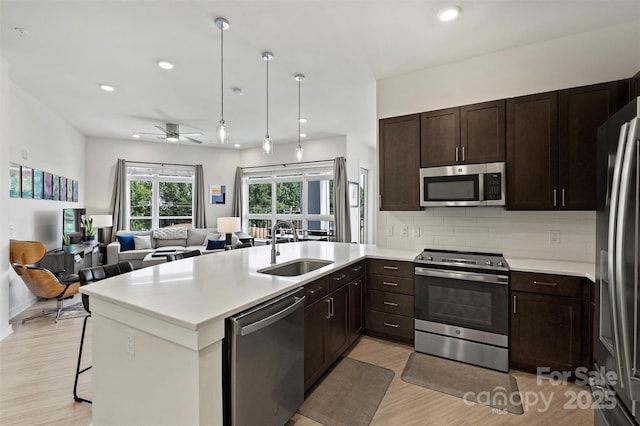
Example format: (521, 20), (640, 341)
(100, 84), (115, 92)
(132, 133), (141, 138)
(234, 144), (241, 148)
(437, 5), (461, 22)
(157, 60), (174, 70)
(300, 133), (307, 138)
(298, 118), (307, 123)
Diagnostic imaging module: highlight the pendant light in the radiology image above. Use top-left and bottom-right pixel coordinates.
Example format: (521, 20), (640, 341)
(262, 52), (274, 155)
(215, 17), (229, 144)
(294, 74), (305, 161)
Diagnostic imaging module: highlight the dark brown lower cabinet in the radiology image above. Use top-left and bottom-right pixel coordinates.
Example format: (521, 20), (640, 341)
(348, 278), (363, 345)
(304, 297), (328, 390)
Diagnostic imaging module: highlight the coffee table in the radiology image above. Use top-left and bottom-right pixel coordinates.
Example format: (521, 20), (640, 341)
(142, 250), (181, 268)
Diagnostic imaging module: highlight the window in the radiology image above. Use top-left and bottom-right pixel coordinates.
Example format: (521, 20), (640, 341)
(245, 165), (334, 239)
(127, 164), (194, 231)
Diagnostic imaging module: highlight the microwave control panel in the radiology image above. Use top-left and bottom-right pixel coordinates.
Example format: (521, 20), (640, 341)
(484, 173), (502, 200)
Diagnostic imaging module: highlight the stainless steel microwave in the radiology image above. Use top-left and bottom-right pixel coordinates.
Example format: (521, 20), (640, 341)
(419, 162), (506, 207)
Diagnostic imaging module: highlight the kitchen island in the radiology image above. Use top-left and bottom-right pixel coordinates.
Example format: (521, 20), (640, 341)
(82, 242), (416, 426)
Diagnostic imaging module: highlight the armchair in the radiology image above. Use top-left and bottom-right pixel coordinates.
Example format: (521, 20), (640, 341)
(9, 240), (81, 323)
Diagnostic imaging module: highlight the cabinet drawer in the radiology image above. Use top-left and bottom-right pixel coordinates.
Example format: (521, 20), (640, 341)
(369, 274), (414, 295)
(368, 259), (414, 278)
(511, 271), (582, 297)
(347, 261), (365, 281)
(327, 268), (351, 293)
(304, 277), (328, 306)
(370, 290), (414, 317)
(368, 311), (414, 340)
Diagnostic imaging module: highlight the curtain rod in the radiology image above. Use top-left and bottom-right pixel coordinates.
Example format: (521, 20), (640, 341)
(241, 158), (340, 171)
(126, 160), (197, 168)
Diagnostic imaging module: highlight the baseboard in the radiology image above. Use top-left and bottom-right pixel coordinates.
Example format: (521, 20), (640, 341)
(0, 323), (13, 342)
(9, 294), (39, 320)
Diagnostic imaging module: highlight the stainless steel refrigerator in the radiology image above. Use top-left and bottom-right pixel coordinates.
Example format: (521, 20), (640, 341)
(594, 96), (640, 425)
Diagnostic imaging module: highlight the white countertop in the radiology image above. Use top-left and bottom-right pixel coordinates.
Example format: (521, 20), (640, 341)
(82, 242), (417, 330)
(505, 256), (595, 282)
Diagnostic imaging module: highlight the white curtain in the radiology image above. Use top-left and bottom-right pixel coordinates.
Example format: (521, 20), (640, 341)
(194, 164), (207, 228)
(333, 157), (351, 242)
(109, 159), (127, 242)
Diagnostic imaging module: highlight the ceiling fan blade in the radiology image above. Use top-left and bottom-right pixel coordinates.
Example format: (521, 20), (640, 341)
(184, 136), (204, 144)
(154, 125), (168, 134)
(180, 132), (203, 136)
(135, 132), (165, 136)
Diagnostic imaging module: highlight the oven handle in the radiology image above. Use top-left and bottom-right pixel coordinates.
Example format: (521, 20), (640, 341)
(415, 267), (508, 285)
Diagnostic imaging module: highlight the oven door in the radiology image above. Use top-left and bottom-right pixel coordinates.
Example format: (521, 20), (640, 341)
(415, 267), (509, 339)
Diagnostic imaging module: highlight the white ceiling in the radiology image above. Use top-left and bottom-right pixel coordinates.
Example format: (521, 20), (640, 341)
(1, 0), (639, 149)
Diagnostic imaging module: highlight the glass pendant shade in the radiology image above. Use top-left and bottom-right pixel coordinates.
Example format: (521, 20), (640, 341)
(295, 144), (303, 161)
(218, 119), (227, 144)
(262, 135), (273, 155)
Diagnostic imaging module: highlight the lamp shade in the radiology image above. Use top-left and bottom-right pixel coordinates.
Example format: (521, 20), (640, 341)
(90, 214), (113, 228)
(217, 217), (240, 234)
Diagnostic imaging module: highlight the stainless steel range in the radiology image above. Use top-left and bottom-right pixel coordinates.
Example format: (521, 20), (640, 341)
(414, 249), (510, 372)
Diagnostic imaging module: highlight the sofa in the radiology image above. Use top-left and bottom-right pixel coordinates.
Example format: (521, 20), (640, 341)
(106, 228), (249, 269)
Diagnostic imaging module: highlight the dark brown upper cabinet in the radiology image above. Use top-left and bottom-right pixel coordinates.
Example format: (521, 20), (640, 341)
(421, 100), (505, 168)
(379, 114), (420, 211)
(631, 70), (640, 99)
(507, 81), (628, 210)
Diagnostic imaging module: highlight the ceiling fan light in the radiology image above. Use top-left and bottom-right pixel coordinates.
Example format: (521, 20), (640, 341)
(217, 119), (228, 144)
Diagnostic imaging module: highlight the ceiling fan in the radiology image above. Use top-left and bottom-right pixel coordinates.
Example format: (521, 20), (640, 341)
(134, 123), (204, 144)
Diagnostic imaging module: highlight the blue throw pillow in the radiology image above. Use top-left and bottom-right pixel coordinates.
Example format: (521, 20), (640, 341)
(117, 235), (135, 252)
(206, 239), (226, 250)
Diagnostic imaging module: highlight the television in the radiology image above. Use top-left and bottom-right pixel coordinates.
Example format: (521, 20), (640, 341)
(63, 208), (86, 244)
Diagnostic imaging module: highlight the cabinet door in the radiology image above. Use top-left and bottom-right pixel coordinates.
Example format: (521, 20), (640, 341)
(379, 114), (420, 211)
(326, 285), (349, 363)
(558, 81), (629, 210)
(304, 299), (328, 391)
(511, 291), (582, 374)
(348, 278), (363, 344)
(420, 107), (460, 167)
(460, 100), (505, 164)
(506, 92), (558, 210)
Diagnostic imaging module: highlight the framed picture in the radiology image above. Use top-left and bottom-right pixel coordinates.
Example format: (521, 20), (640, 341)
(9, 163), (21, 198)
(52, 175), (60, 201)
(210, 184), (226, 204)
(72, 180), (78, 202)
(67, 178), (73, 201)
(43, 172), (53, 200)
(60, 177), (67, 201)
(349, 181), (359, 207)
(33, 169), (44, 199)
(21, 166), (33, 198)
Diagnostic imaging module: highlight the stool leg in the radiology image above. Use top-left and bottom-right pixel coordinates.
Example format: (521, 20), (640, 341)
(73, 314), (92, 404)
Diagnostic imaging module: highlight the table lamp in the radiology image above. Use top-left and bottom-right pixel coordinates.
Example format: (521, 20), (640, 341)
(90, 214), (113, 245)
(217, 217), (241, 247)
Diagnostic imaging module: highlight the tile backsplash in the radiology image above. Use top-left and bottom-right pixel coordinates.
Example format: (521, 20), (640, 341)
(377, 208), (595, 263)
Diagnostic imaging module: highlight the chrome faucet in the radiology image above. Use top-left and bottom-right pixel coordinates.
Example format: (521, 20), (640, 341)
(271, 220), (298, 264)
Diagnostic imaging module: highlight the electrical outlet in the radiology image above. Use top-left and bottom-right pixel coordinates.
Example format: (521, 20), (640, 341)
(126, 329), (135, 356)
(409, 226), (421, 237)
(401, 227), (408, 237)
(549, 230), (560, 244)
(386, 226), (393, 237)
(8, 225), (14, 237)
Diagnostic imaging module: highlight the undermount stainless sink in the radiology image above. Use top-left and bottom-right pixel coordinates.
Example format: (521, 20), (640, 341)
(258, 258), (334, 277)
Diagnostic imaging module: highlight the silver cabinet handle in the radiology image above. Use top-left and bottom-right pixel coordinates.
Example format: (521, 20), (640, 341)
(334, 274), (347, 282)
(383, 322), (399, 328)
(383, 281), (398, 287)
(352, 266), (362, 273)
(325, 299), (331, 319)
(533, 280), (558, 287)
(383, 301), (399, 307)
(308, 286), (323, 294)
(330, 297), (334, 318)
(383, 265), (399, 270)
(455, 147), (459, 163)
(513, 295), (517, 314)
(562, 189), (566, 207)
(553, 189), (557, 207)
(462, 146), (465, 162)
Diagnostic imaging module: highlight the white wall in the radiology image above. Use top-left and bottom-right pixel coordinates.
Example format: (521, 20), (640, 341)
(346, 139), (375, 243)
(7, 82), (86, 320)
(85, 137), (242, 229)
(375, 21), (640, 261)
(0, 57), (12, 339)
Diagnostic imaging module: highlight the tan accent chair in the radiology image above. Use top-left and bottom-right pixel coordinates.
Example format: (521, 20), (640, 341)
(9, 240), (81, 323)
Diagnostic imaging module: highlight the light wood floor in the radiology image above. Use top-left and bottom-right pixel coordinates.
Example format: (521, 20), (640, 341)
(1, 297), (593, 425)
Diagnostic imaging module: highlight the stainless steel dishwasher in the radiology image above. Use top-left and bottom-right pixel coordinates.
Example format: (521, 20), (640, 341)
(223, 288), (305, 426)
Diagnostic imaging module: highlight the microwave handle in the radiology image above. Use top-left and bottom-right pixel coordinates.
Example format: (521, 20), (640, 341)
(479, 172), (485, 201)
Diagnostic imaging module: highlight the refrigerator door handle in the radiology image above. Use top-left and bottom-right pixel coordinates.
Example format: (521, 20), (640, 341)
(608, 122), (630, 389)
(616, 117), (640, 398)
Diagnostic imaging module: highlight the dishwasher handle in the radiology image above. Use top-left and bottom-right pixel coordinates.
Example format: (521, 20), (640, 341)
(237, 295), (306, 337)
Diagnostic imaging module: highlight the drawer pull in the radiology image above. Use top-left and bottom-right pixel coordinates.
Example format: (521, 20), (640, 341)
(533, 280), (558, 287)
(383, 265), (399, 270)
(352, 266), (362, 272)
(334, 274), (347, 281)
(308, 286), (323, 294)
(383, 301), (399, 307)
(383, 281), (398, 287)
(383, 322), (399, 328)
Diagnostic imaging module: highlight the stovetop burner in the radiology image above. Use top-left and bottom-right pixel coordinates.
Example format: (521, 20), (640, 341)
(414, 249), (509, 272)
